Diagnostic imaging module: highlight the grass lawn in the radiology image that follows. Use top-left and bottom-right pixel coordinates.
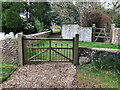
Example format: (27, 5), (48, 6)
(0, 63), (17, 83)
(77, 64), (118, 88)
(79, 41), (119, 49)
(27, 39), (119, 61)
(66, 41), (119, 49)
(52, 29), (61, 33)
(27, 40), (73, 61)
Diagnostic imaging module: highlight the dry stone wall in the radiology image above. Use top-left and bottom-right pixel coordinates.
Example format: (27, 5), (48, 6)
(0, 38), (18, 64)
(0, 31), (51, 64)
(78, 47), (120, 65)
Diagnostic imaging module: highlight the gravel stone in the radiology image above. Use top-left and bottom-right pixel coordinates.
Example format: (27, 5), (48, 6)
(1, 63), (78, 88)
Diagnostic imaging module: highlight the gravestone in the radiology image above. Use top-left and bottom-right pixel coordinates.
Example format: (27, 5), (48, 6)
(5, 34), (11, 39)
(9, 32), (14, 38)
(0, 32), (5, 40)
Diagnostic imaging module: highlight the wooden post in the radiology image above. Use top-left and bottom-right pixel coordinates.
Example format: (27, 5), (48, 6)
(18, 33), (23, 66)
(111, 24), (115, 44)
(73, 34), (79, 66)
(50, 29), (53, 34)
(92, 24), (96, 42)
(23, 35), (27, 64)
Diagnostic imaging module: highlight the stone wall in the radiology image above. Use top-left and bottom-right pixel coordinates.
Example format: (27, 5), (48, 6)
(78, 47), (120, 65)
(111, 28), (120, 45)
(0, 38), (18, 64)
(25, 31), (51, 46)
(0, 31), (51, 64)
(62, 24), (92, 42)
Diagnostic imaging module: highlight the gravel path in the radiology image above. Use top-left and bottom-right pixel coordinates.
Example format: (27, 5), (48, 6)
(1, 63), (78, 88)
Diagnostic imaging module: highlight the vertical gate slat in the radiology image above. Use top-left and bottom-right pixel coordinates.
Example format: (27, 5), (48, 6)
(49, 40), (51, 61)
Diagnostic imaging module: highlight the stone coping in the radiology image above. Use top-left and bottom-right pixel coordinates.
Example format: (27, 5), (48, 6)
(79, 47), (120, 53)
(25, 31), (51, 37)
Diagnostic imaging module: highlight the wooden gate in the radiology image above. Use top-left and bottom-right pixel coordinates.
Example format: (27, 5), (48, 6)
(92, 26), (112, 43)
(18, 34), (79, 65)
(24, 38), (74, 63)
(17, 34), (79, 65)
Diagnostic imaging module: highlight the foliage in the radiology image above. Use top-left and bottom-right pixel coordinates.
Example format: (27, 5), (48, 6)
(50, 2), (106, 26)
(105, 0), (120, 23)
(59, 35), (63, 39)
(29, 2), (52, 29)
(34, 18), (45, 33)
(2, 2), (52, 34)
(2, 9), (23, 29)
(92, 51), (120, 74)
(114, 12), (120, 27)
(2, 2), (27, 33)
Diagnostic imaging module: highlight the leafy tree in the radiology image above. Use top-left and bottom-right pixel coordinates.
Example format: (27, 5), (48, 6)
(114, 12), (120, 27)
(28, 2), (52, 29)
(2, 2), (52, 34)
(106, 0), (120, 23)
(2, 2), (27, 33)
(50, 2), (105, 26)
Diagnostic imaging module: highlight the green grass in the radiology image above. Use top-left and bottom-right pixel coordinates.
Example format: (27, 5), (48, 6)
(66, 41), (119, 49)
(27, 40), (73, 61)
(79, 41), (119, 49)
(77, 64), (118, 88)
(52, 29), (61, 33)
(27, 40), (119, 61)
(0, 63), (17, 83)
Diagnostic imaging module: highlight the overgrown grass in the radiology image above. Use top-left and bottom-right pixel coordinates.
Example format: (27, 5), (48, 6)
(52, 29), (61, 33)
(77, 64), (118, 88)
(0, 63), (17, 83)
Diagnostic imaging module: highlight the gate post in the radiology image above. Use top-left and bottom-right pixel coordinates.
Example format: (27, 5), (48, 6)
(23, 35), (27, 64)
(18, 33), (23, 66)
(92, 24), (96, 42)
(73, 34), (79, 66)
(111, 24), (115, 44)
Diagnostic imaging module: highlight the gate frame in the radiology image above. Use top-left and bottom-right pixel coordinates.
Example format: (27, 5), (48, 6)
(92, 24), (112, 43)
(18, 34), (79, 66)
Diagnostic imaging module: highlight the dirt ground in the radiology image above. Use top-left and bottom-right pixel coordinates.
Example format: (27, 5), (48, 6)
(1, 63), (78, 88)
(50, 32), (61, 38)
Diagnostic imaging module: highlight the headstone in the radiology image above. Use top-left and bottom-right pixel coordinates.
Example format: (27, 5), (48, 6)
(9, 32), (14, 38)
(0, 32), (5, 40)
(5, 34), (11, 39)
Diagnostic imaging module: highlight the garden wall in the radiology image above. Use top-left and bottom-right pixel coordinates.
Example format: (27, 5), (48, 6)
(111, 28), (120, 45)
(0, 31), (51, 64)
(78, 47), (120, 65)
(62, 24), (92, 42)
(26, 31), (51, 46)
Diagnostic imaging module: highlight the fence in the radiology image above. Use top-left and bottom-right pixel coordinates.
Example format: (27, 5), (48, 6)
(18, 34), (79, 66)
(92, 24), (120, 44)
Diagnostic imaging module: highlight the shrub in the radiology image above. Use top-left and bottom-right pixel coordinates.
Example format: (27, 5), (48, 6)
(92, 51), (120, 74)
(34, 18), (45, 33)
(59, 35), (63, 39)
